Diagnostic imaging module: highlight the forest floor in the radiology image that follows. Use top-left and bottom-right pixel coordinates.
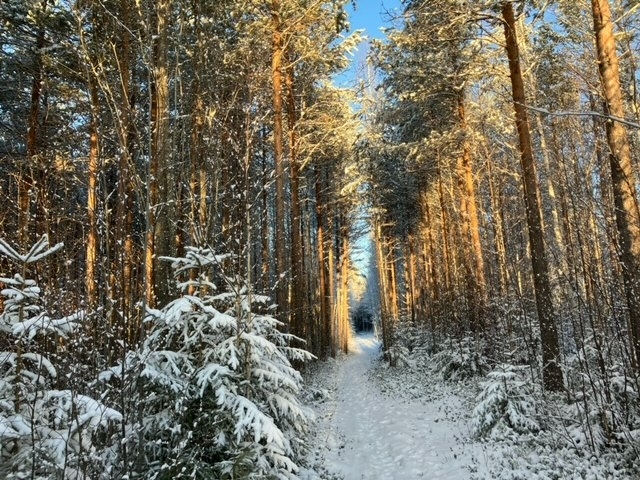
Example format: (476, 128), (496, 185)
(300, 334), (489, 479)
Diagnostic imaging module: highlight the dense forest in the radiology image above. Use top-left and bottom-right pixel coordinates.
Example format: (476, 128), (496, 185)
(1, 0), (640, 478)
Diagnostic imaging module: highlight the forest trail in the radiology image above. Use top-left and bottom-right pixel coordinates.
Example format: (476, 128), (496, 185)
(305, 334), (485, 480)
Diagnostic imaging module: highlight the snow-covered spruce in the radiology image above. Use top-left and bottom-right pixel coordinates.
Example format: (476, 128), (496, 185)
(132, 246), (314, 479)
(432, 336), (488, 382)
(472, 364), (540, 438)
(0, 236), (121, 480)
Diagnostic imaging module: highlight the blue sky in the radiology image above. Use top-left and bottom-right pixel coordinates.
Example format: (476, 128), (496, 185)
(347, 0), (402, 40)
(334, 0), (402, 86)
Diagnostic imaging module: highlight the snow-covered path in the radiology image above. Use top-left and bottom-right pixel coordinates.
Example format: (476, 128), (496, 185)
(305, 334), (485, 480)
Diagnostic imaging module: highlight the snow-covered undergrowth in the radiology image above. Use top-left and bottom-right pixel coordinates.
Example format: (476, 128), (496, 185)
(0, 237), (121, 479)
(385, 322), (640, 479)
(472, 364), (541, 437)
(1, 239), (315, 479)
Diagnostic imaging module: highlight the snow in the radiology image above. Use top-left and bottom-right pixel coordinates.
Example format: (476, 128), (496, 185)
(302, 334), (487, 479)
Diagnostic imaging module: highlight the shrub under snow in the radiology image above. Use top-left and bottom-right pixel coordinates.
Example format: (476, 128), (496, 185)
(472, 364), (540, 438)
(0, 236), (121, 479)
(126, 246), (314, 479)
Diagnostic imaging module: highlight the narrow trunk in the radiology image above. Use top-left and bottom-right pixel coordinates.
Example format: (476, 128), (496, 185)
(86, 80), (100, 309)
(112, 0), (135, 348)
(261, 132), (271, 290)
(316, 167), (330, 357)
(271, 0), (289, 324)
(486, 146), (508, 297)
(147, 0), (171, 308)
(285, 59), (305, 341)
(423, 196), (440, 323)
(375, 219), (391, 352)
(328, 213), (337, 357)
(340, 230), (350, 353)
(189, 36), (205, 249)
(21, 1), (48, 247)
(388, 244), (400, 321)
(406, 235), (417, 323)
(437, 156), (452, 291)
(457, 92), (486, 330)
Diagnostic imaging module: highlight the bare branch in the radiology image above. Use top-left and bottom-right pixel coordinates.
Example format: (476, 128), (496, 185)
(525, 104), (640, 129)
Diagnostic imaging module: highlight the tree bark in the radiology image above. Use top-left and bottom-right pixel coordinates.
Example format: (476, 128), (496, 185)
(86, 79), (100, 309)
(111, 0), (135, 347)
(21, 0), (48, 248)
(285, 58), (305, 341)
(147, 0), (171, 308)
(502, 1), (563, 391)
(456, 91), (486, 330)
(271, 0), (289, 325)
(316, 167), (331, 357)
(591, 0), (640, 368)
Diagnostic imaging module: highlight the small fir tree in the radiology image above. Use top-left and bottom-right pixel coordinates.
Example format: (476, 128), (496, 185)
(0, 236), (121, 479)
(132, 246), (314, 479)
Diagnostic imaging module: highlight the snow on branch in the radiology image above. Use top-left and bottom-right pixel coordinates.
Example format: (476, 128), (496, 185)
(0, 235), (63, 264)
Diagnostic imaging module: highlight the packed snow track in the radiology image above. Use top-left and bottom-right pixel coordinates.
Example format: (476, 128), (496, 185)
(303, 334), (484, 480)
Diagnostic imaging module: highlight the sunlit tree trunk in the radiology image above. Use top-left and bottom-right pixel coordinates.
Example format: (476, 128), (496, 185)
(502, 1), (563, 391)
(328, 214), (337, 357)
(271, 0), (289, 324)
(591, 0), (640, 368)
(456, 91), (486, 330)
(316, 167), (331, 357)
(338, 223), (350, 353)
(86, 79), (100, 309)
(375, 219), (390, 350)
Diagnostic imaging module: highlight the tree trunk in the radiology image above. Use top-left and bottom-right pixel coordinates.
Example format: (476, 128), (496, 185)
(316, 167), (331, 357)
(456, 91), (486, 330)
(111, 0), (135, 349)
(271, 0), (289, 325)
(339, 228), (350, 353)
(502, 1), (563, 391)
(436, 155), (452, 292)
(260, 130), (271, 291)
(285, 59), (305, 341)
(86, 79), (100, 309)
(422, 195), (440, 327)
(147, 0), (171, 308)
(189, 16), (206, 251)
(328, 211), (337, 357)
(591, 0), (640, 368)
(375, 219), (390, 351)
(21, 0), (48, 248)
